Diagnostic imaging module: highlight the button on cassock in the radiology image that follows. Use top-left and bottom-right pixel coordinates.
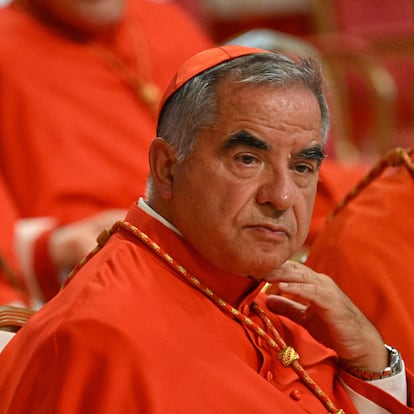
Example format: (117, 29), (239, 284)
(290, 389), (302, 401)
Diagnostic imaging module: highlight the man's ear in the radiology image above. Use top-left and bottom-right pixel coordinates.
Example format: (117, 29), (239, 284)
(148, 137), (176, 199)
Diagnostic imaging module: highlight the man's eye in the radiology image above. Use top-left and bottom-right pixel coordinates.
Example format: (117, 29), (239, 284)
(236, 154), (258, 165)
(294, 163), (314, 174)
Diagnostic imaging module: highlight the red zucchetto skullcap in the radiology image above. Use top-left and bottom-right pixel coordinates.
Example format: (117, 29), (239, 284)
(158, 45), (271, 116)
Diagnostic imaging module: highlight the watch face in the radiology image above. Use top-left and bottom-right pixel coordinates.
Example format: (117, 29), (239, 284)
(385, 344), (403, 375)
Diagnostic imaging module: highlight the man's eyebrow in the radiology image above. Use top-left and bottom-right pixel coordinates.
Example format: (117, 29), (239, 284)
(294, 145), (326, 166)
(222, 130), (271, 151)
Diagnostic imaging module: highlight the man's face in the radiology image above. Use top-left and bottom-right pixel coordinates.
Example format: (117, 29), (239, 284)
(30, 0), (126, 35)
(168, 82), (323, 280)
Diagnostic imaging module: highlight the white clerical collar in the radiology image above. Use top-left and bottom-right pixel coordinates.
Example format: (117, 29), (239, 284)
(137, 197), (182, 236)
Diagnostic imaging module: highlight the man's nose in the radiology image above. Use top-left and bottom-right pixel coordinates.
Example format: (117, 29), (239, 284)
(256, 169), (296, 211)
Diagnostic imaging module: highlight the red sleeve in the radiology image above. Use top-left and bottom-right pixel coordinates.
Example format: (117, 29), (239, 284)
(33, 229), (61, 301)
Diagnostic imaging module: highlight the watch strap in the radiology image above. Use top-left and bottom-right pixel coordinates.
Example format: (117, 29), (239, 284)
(339, 344), (403, 381)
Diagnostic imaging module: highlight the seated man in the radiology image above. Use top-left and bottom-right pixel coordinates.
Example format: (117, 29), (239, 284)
(306, 147), (414, 370)
(0, 45), (412, 413)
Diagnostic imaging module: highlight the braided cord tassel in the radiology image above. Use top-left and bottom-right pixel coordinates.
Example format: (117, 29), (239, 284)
(253, 304), (344, 414)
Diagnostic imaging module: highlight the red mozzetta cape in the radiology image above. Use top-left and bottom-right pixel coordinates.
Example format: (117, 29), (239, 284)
(307, 148), (414, 370)
(0, 204), (413, 413)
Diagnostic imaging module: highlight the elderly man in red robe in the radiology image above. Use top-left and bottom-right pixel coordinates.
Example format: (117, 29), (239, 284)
(0, 45), (413, 413)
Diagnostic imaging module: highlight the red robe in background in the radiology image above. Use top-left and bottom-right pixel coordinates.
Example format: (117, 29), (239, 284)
(0, 0), (212, 224)
(0, 203), (413, 413)
(0, 0), (213, 299)
(306, 148), (414, 369)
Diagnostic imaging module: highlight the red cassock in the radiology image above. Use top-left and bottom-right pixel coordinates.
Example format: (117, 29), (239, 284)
(0, 204), (413, 413)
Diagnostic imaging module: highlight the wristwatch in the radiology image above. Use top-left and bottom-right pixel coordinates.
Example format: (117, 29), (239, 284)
(340, 344), (403, 381)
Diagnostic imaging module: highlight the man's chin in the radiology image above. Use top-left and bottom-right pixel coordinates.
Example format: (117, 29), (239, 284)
(238, 260), (289, 281)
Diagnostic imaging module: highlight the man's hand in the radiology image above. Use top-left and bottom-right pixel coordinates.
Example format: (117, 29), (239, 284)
(49, 209), (127, 272)
(265, 260), (388, 371)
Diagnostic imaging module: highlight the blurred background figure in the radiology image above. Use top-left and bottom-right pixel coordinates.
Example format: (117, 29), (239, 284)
(306, 147), (414, 369)
(0, 0), (212, 306)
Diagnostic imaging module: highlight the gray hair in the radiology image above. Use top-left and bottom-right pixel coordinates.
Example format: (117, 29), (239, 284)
(156, 51), (330, 162)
